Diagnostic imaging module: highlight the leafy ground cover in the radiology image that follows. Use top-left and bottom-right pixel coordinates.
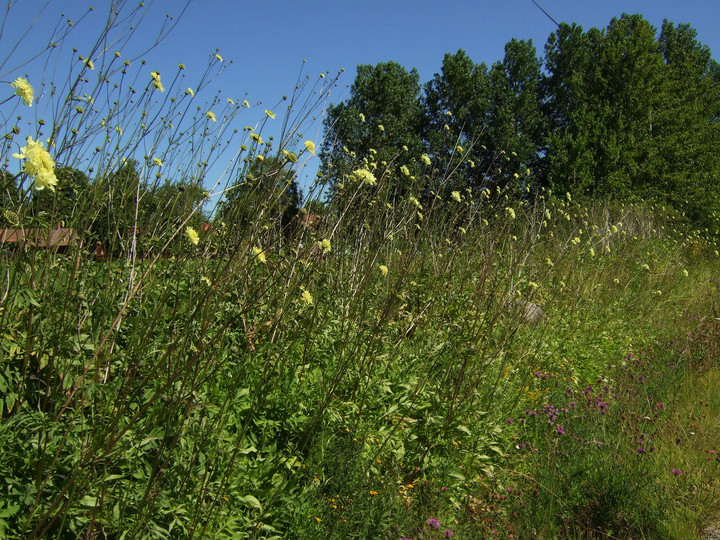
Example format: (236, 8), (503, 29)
(1, 4), (719, 539)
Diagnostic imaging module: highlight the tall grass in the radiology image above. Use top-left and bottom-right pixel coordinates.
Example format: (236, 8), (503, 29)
(1, 3), (719, 538)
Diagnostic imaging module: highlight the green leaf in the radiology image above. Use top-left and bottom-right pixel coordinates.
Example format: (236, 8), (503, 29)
(240, 495), (262, 510)
(0, 503), (19, 518)
(80, 495), (98, 507)
(448, 470), (466, 482)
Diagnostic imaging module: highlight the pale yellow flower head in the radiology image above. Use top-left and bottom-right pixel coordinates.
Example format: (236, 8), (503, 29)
(11, 77), (33, 106)
(152, 157), (163, 167)
(379, 264), (388, 277)
(352, 168), (376, 186)
(265, 109), (276, 119)
(304, 140), (316, 155)
(400, 165), (410, 176)
(80, 56), (94, 70)
(300, 288), (313, 306)
(420, 154), (431, 166)
(505, 207), (516, 220)
(359, 113), (365, 122)
(186, 87), (194, 97)
(252, 246), (267, 264)
(185, 226), (200, 245)
(451, 191), (462, 203)
(206, 111), (216, 122)
(12, 136), (57, 191)
(150, 71), (164, 92)
(215, 53), (223, 62)
(242, 100), (250, 107)
(318, 239), (331, 254)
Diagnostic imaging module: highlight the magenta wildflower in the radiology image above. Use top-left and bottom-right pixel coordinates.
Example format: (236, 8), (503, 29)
(556, 425), (565, 435)
(672, 468), (683, 476)
(427, 517), (441, 530)
(444, 530), (454, 538)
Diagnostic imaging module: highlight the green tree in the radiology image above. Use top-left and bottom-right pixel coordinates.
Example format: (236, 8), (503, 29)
(218, 154), (301, 243)
(486, 39), (545, 191)
(320, 61), (425, 200)
(423, 50), (493, 193)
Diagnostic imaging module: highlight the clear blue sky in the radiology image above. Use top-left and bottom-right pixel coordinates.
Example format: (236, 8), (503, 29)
(4, 0), (719, 195)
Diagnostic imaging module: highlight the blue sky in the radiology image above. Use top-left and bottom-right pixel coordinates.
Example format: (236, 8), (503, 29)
(4, 0), (720, 195)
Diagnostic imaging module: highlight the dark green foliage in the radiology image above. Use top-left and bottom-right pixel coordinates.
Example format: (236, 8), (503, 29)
(321, 15), (720, 234)
(320, 61), (425, 199)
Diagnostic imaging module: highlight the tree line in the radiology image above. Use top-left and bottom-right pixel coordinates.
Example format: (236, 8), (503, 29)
(320, 14), (720, 233)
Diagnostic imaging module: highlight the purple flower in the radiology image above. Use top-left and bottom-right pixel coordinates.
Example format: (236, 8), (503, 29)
(672, 468), (683, 476)
(444, 530), (454, 538)
(505, 418), (514, 424)
(556, 425), (565, 435)
(427, 517), (441, 530)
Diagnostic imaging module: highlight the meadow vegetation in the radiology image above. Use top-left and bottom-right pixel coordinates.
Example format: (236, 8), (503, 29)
(1, 2), (719, 538)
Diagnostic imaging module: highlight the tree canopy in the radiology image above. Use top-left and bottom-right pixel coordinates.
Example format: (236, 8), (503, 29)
(319, 14), (720, 233)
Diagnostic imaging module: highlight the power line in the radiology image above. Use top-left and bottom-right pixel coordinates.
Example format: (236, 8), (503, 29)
(530, 0), (560, 28)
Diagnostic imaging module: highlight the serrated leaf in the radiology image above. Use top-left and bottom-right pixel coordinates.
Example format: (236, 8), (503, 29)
(448, 470), (466, 482)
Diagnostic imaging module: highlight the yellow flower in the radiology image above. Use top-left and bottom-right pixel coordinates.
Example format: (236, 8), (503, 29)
(12, 136), (57, 191)
(185, 87), (194, 97)
(304, 140), (316, 155)
(242, 100), (250, 107)
(378, 124), (384, 132)
(250, 133), (263, 144)
(256, 154), (264, 161)
(228, 98), (234, 104)
(505, 207), (516, 220)
(300, 288), (313, 306)
(282, 149), (298, 163)
(352, 168), (376, 186)
(265, 109), (276, 119)
(641, 263), (650, 271)
(150, 71), (164, 92)
(408, 196), (422, 209)
(178, 63), (185, 69)
(215, 53), (223, 62)
(421, 154), (431, 166)
(400, 165), (410, 176)
(152, 157), (163, 167)
(318, 239), (332, 254)
(379, 265), (388, 277)
(451, 191), (462, 202)
(682, 268), (689, 277)
(252, 246), (267, 263)
(359, 113), (365, 122)
(206, 111), (216, 122)
(458, 227), (466, 234)
(80, 56), (94, 70)
(11, 77), (33, 106)
(185, 226), (199, 245)
(456, 145), (463, 153)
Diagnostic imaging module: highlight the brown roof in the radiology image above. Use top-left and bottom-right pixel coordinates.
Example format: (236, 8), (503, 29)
(0, 227), (79, 248)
